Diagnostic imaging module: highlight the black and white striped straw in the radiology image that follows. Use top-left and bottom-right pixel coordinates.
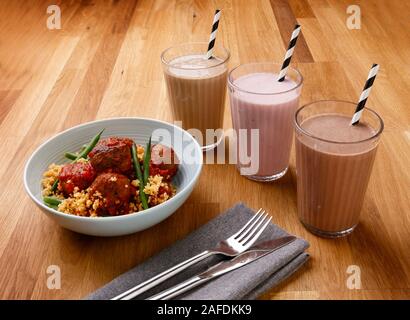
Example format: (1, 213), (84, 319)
(277, 24), (301, 82)
(351, 63), (380, 125)
(205, 9), (221, 60)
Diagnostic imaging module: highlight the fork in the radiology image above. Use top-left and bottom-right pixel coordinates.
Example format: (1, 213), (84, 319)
(112, 208), (272, 300)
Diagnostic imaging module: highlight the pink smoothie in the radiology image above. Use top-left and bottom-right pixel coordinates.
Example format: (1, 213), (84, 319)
(229, 72), (300, 180)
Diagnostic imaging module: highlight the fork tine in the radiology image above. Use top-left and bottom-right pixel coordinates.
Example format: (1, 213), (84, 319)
(234, 210), (265, 239)
(239, 214), (272, 245)
(236, 212), (267, 242)
(232, 208), (263, 239)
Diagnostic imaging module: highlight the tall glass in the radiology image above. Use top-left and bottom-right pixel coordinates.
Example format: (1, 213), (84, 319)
(228, 63), (303, 181)
(294, 100), (384, 237)
(161, 42), (230, 151)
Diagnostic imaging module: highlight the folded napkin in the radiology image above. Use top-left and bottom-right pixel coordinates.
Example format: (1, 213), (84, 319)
(87, 203), (309, 300)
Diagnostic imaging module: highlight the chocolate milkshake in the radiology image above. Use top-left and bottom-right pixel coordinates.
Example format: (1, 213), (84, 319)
(161, 43), (230, 151)
(295, 101), (383, 237)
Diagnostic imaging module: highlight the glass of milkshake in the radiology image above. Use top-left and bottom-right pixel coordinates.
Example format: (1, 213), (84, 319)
(294, 100), (384, 237)
(161, 42), (230, 151)
(228, 63), (303, 181)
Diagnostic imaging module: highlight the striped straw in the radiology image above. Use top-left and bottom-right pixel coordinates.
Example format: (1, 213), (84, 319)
(351, 63), (380, 125)
(205, 9), (221, 60)
(277, 24), (301, 82)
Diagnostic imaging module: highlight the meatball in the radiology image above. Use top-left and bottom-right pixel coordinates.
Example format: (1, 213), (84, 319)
(90, 173), (135, 216)
(58, 161), (95, 195)
(88, 137), (133, 174)
(149, 144), (179, 180)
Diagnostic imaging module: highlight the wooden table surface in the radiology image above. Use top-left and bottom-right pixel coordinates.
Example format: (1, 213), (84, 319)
(0, 0), (409, 300)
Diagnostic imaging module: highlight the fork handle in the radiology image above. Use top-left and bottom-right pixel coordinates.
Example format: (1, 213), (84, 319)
(147, 275), (208, 300)
(112, 250), (213, 300)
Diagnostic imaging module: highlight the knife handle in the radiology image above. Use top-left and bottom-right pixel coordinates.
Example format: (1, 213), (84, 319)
(112, 250), (213, 300)
(147, 276), (209, 300)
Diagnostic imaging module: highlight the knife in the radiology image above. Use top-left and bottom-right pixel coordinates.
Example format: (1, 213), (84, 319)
(147, 235), (296, 300)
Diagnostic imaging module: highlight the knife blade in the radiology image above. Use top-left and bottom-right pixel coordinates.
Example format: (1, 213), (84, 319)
(147, 235), (296, 300)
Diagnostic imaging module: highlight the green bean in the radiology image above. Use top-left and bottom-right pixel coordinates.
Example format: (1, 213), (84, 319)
(132, 144), (148, 210)
(44, 196), (62, 210)
(51, 179), (59, 192)
(75, 129), (104, 161)
(143, 136), (152, 185)
(65, 143), (91, 160)
(44, 196), (62, 206)
(51, 129), (104, 192)
(64, 152), (78, 161)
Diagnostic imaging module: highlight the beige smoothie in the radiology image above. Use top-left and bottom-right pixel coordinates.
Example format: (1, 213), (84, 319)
(163, 54), (228, 149)
(296, 114), (378, 236)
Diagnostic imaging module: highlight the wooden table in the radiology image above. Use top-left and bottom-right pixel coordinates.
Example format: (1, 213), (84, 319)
(0, 0), (409, 300)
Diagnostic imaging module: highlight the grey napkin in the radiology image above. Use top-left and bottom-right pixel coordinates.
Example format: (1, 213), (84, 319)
(87, 203), (309, 300)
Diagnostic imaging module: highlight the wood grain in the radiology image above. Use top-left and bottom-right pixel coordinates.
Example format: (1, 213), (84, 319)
(0, 0), (409, 300)
(270, 0), (314, 62)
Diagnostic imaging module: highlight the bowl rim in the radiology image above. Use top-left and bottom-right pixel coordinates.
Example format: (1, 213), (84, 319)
(23, 117), (203, 222)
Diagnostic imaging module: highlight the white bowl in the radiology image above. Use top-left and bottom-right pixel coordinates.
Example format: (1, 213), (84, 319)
(24, 117), (203, 236)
